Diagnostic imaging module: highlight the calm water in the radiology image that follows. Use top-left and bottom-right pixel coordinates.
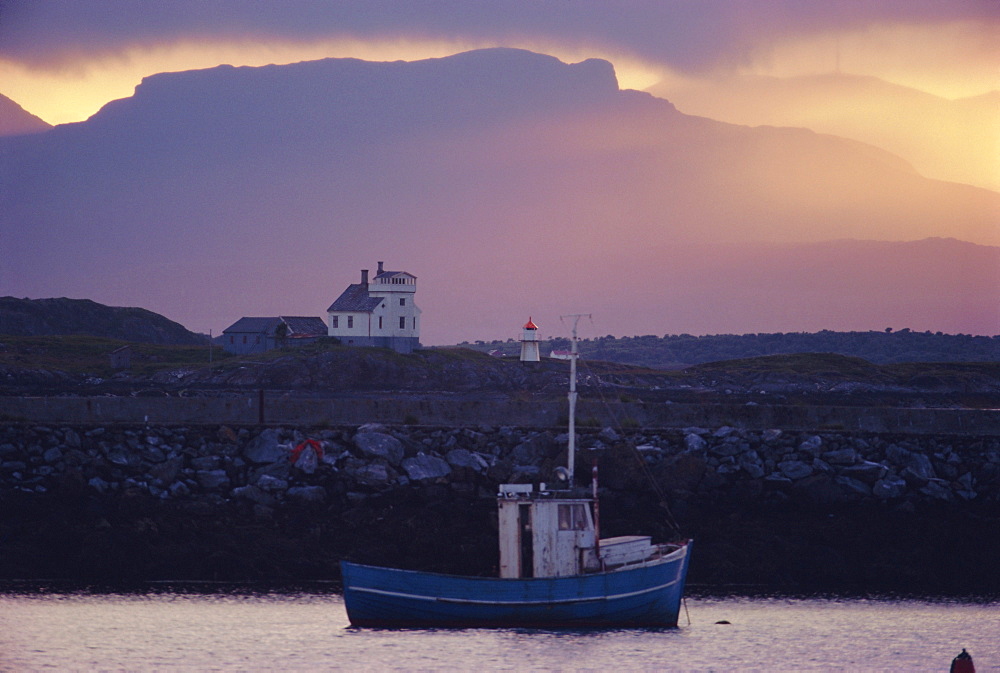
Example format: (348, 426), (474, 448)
(0, 590), (996, 671)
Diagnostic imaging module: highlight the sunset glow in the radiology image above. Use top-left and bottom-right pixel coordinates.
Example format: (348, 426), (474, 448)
(742, 20), (999, 100)
(1, 38), (665, 125)
(1, 2), (996, 341)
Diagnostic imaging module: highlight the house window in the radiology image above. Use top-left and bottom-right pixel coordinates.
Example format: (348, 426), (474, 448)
(229, 336), (234, 344)
(332, 316), (338, 329)
(399, 316), (406, 329)
(379, 316), (383, 329)
(413, 317), (417, 329)
(399, 298), (405, 306)
(348, 316), (354, 329)
(243, 336), (247, 344)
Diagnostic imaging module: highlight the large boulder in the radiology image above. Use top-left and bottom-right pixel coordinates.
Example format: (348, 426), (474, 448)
(511, 433), (553, 464)
(778, 460), (813, 480)
(244, 429), (287, 464)
(354, 431), (405, 465)
(446, 448), (489, 473)
(873, 475), (907, 498)
(402, 453), (452, 481)
(343, 459), (394, 486)
(799, 435), (824, 457)
(684, 433), (706, 453)
(888, 445), (936, 484)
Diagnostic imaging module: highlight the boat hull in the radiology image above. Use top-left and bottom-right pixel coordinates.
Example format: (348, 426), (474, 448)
(341, 543), (691, 628)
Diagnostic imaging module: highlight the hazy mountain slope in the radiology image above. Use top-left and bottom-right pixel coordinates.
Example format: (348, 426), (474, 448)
(0, 297), (207, 344)
(0, 49), (997, 342)
(648, 73), (1000, 192)
(0, 93), (50, 136)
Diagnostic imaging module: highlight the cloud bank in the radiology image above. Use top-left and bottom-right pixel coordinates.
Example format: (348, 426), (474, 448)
(2, 0), (995, 73)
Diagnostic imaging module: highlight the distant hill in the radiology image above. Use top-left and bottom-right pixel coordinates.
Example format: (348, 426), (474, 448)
(647, 73), (1000, 192)
(0, 93), (50, 136)
(0, 297), (206, 345)
(464, 330), (1000, 367)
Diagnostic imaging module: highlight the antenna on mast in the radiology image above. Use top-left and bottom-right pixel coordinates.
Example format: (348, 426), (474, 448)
(561, 313), (591, 487)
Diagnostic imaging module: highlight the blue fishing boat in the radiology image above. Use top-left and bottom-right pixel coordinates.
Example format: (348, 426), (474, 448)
(341, 315), (692, 627)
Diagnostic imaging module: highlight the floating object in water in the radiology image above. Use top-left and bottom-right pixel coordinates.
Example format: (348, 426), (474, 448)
(951, 648), (975, 673)
(715, 620), (731, 625)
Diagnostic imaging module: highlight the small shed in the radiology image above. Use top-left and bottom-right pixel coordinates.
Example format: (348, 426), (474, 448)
(221, 316), (327, 354)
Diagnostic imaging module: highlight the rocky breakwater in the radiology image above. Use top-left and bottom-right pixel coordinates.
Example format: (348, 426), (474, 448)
(1, 422), (998, 591)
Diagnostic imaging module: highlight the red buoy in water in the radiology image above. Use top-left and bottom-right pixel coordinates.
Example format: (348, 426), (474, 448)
(951, 648), (975, 673)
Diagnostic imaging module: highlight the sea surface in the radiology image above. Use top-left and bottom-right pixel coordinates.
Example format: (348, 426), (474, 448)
(0, 588), (996, 671)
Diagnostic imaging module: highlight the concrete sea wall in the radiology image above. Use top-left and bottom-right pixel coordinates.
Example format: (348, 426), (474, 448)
(4, 395), (999, 435)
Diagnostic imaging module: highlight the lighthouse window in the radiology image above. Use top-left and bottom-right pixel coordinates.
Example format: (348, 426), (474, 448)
(399, 298), (405, 306)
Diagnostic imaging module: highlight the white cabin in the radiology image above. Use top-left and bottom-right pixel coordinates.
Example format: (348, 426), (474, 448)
(497, 483), (660, 579)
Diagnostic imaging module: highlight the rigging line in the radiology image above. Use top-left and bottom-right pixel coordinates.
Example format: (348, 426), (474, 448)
(578, 357), (681, 535)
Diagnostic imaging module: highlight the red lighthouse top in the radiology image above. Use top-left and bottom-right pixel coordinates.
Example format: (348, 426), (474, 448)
(523, 317), (538, 330)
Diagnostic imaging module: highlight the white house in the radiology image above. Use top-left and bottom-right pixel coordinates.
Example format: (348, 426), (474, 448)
(327, 261), (421, 353)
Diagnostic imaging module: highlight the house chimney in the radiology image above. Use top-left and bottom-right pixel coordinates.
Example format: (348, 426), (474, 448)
(377, 261), (384, 274)
(361, 269), (369, 287)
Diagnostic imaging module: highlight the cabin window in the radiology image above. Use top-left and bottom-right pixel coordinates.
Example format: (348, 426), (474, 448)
(332, 316), (338, 329)
(558, 504), (588, 531)
(347, 316), (354, 329)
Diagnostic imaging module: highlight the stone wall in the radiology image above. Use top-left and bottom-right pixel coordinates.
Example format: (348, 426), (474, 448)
(2, 420), (999, 589)
(3, 422), (997, 509)
(4, 396), (999, 435)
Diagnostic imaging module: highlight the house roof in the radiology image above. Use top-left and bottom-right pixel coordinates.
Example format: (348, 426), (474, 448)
(327, 284), (385, 313)
(223, 316), (326, 336)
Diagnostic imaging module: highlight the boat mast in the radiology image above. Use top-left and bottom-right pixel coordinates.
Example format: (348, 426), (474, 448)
(563, 313), (590, 487)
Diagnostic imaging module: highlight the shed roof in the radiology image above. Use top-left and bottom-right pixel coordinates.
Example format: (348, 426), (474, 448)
(279, 316), (327, 336)
(223, 317), (281, 334)
(223, 316), (326, 336)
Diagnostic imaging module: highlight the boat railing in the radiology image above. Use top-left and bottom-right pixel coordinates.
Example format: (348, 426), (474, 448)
(597, 542), (686, 572)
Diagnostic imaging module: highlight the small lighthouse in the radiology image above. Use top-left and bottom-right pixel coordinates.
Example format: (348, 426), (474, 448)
(519, 317), (541, 362)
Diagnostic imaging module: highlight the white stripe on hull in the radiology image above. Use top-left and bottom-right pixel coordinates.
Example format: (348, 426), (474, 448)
(349, 575), (682, 607)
